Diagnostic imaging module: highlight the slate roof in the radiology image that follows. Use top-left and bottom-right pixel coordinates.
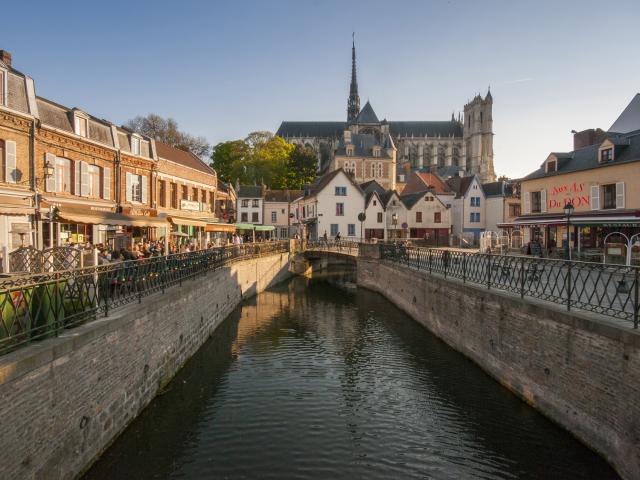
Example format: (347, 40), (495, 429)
(360, 180), (386, 206)
(609, 94), (640, 133)
(482, 181), (514, 197)
(276, 120), (463, 139)
(306, 169), (363, 197)
(263, 189), (303, 202)
(156, 141), (215, 175)
(523, 130), (640, 181)
(355, 101), (379, 123)
(400, 191), (429, 209)
(336, 133), (392, 157)
(446, 175), (476, 198)
(237, 185), (265, 198)
(433, 165), (466, 179)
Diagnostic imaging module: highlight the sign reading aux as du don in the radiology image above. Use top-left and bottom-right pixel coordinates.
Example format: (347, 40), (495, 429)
(547, 181), (589, 209)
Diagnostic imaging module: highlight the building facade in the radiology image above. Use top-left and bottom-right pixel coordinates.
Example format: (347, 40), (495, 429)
(236, 185), (265, 225)
(276, 40), (496, 184)
(446, 175), (486, 245)
(263, 189), (302, 239)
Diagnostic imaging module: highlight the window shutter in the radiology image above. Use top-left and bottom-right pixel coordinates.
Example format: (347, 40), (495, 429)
(141, 175), (147, 204)
(45, 153), (56, 192)
(590, 185), (600, 210)
(74, 160), (81, 195)
(5, 140), (16, 183)
(102, 167), (111, 200)
(80, 161), (90, 196)
(125, 172), (132, 202)
(616, 182), (625, 209)
(540, 189), (547, 213)
(524, 192), (530, 214)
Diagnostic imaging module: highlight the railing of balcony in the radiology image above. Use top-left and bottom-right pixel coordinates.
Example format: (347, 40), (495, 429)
(379, 244), (640, 328)
(0, 241), (290, 356)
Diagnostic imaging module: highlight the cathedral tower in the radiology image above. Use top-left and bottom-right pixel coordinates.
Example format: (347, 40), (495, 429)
(347, 34), (360, 123)
(463, 89), (495, 182)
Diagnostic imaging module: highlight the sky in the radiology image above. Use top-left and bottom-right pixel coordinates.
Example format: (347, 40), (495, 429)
(4, 0), (640, 178)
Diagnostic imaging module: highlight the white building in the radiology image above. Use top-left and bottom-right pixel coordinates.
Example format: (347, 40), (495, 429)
(263, 189), (302, 239)
(446, 175), (486, 245)
(293, 169), (365, 240)
(236, 185), (264, 225)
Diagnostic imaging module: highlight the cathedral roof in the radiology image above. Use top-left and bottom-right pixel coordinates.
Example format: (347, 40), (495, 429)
(276, 120), (463, 140)
(336, 133), (391, 158)
(276, 121), (346, 139)
(355, 101), (379, 124)
(389, 121), (463, 138)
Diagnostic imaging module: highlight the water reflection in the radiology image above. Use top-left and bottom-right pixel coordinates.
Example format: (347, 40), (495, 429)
(85, 271), (618, 480)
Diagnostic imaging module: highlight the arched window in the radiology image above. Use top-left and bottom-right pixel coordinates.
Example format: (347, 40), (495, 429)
(437, 145), (446, 167)
(376, 162), (383, 178)
(370, 163), (376, 178)
(452, 146), (461, 167)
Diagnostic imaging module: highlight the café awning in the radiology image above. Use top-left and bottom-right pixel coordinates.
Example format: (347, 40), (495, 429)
(169, 216), (207, 228)
(0, 206), (35, 216)
(235, 223), (256, 230)
(58, 210), (168, 227)
(204, 223), (236, 233)
(255, 225), (275, 231)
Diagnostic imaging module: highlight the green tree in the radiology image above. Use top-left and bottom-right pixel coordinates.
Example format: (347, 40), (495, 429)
(210, 140), (249, 183)
(284, 145), (317, 188)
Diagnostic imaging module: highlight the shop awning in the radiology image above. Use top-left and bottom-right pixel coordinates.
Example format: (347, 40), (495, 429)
(0, 206), (35, 216)
(501, 215), (640, 228)
(205, 223), (236, 233)
(58, 210), (168, 227)
(255, 225), (275, 231)
(169, 216), (207, 228)
(235, 223), (256, 230)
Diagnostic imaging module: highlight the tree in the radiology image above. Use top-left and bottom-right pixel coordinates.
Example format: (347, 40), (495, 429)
(210, 140), (249, 183)
(284, 145), (317, 188)
(124, 113), (211, 159)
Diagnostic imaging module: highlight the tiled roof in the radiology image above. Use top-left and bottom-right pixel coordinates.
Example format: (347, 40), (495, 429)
(156, 141), (215, 175)
(264, 189), (303, 202)
(414, 172), (451, 194)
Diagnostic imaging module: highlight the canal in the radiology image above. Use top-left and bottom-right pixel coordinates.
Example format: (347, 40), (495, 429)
(84, 269), (619, 479)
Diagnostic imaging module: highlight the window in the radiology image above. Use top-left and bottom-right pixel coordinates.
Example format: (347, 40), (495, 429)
(416, 211), (423, 223)
(2, 139), (17, 183)
(271, 211), (277, 222)
(170, 183), (178, 208)
(546, 160), (556, 173)
(602, 184), (616, 209)
(127, 173), (144, 202)
(348, 224), (356, 236)
(87, 164), (101, 198)
(373, 200), (377, 206)
(251, 212), (259, 222)
(470, 196), (481, 207)
(192, 187), (198, 201)
(74, 116), (88, 137)
(330, 224), (339, 236)
(377, 212), (383, 223)
(346, 145), (354, 156)
(373, 146), (380, 157)
(508, 204), (521, 217)
(370, 163), (376, 177)
(434, 212), (441, 223)
(531, 191), (542, 213)
(241, 199), (249, 208)
(201, 189), (207, 208)
(600, 148), (613, 163)
(425, 196), (434, 202)
(0, 70), (5, 106)
(252, 199), (260, 208)
(182, 185), (188, 200)
(335, 186), (347, 196)
(469, 212), (480, 223)
(159, 181), (167, 207)
(281, 208), (285, 214)
(336, 203), (344, 216)
(131, 136), (141, 156)
(376, 163), (383, 178)
(303, 206), (306, 217)
(55, 157), (72, 193)
(241, 212), (248, 222)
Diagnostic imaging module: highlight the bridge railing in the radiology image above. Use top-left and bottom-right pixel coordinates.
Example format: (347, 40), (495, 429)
(305, 240), (360, 256)
(0, 241), (290, 356)
(379, 244), (640, 328)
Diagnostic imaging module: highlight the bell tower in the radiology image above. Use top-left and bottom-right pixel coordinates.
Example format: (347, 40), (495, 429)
(463, 88), (495, 182)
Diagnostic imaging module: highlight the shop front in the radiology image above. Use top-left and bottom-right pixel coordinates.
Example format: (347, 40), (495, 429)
(168, 216), (207, 248)
(204, 222), (236, 246)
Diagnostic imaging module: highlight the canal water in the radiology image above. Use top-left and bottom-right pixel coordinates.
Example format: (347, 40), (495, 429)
(85, 268), (618, 479)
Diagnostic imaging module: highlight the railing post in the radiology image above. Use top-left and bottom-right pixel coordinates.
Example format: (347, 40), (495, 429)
(634, 267), (639, 329)
(487, 253), (491, 290)
(444, 251), (448, 279)
(103, 270), (110, 317)
(566, 260), (572, 311)
(520, 256), (525, 299)
(463, 252), (466, 283)
(429, 249), (432, 275)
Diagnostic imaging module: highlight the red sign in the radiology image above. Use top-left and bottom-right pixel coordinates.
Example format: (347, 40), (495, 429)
(548, 182), (589, 209)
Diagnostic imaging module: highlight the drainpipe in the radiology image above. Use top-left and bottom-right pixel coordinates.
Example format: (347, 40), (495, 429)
(30, 119), (43, 249)
(115, 149), (122, 211)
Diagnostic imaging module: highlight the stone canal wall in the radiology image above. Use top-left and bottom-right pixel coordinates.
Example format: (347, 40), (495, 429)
(0, 253), (292, 480)
(358, 255), (640, 480)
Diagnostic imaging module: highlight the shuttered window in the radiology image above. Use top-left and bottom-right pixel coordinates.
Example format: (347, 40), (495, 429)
(56, 157), (72, 193)
(590, 185), (600, 210)
(102, 167), (111, 200)
(4, 140), (17, 183)
(616, 182), (625, 209)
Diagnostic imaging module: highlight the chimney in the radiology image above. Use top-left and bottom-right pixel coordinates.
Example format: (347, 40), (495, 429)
(0, 50), (12, 67)
(573, 128), (607, 150)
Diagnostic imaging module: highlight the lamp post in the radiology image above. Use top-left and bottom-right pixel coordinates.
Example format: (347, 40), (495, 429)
(358, 212), (366, 240)
(563, 202), (574, 260)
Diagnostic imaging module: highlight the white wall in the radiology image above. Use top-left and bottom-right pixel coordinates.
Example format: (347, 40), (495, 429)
(316, 172), (364, 239)
(484, 196), (504, 233)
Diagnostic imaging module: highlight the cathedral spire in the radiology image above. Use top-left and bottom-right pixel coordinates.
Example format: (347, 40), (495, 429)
(347, 33), (360, 123)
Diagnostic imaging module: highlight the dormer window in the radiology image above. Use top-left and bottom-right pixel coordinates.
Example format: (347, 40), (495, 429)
(546, 160), (557, 173)
(131, 135), (141, 156)
(346, 145), (355, 156)
(373, 146), (381, 158)
(600, 148), (613, 163)
(74, 114), (88, 137)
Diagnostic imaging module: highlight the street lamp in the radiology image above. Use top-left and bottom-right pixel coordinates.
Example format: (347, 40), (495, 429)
(563, 202), (574, 260)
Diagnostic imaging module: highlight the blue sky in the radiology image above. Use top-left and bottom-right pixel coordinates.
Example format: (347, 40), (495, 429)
(4, 0), (640, 177)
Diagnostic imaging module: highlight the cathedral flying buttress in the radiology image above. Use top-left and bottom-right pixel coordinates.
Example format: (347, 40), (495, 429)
(276, 38), (496, 184)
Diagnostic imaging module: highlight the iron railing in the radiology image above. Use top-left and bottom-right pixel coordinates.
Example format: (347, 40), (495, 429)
(380, 244), (640, 328)
(0, 241), (289, 356)
(304, 240), (360, 256)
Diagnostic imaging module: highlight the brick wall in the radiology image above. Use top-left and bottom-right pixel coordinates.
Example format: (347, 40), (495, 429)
(357, 255), (639, 480)
(0, 253), (292, 480)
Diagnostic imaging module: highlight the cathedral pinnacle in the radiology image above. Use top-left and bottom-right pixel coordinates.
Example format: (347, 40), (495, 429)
(347, 33), (360, 123)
